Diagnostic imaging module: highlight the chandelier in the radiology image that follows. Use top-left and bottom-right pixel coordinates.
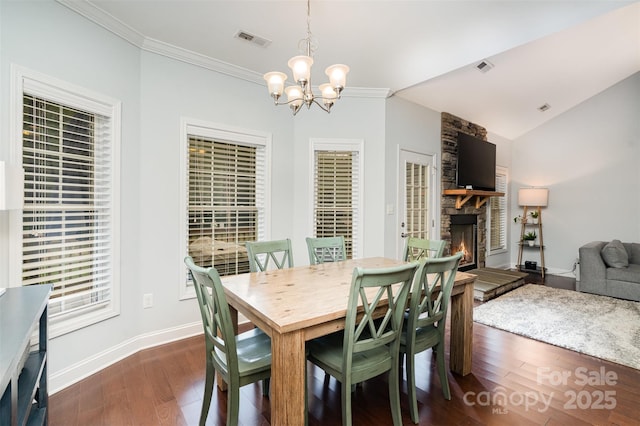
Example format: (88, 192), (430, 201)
(263, 0), (349, 115)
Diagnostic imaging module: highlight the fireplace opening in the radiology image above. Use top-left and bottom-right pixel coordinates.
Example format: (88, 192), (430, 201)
(450, 214), (477, 271)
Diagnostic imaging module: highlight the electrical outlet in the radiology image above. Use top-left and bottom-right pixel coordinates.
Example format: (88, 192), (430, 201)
(143, 293), (153, 309)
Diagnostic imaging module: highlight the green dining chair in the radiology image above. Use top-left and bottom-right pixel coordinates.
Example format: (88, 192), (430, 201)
(307, 262), (419, 426)
(184, 256), (272, 426)
(245, 238), (294, 272)
(403, 237), (446, 261)
(305, 236), (347, 265)
(399, 252), (463, 424)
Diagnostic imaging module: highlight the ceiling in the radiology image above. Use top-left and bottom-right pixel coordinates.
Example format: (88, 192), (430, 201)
(59, 0), (640, 139)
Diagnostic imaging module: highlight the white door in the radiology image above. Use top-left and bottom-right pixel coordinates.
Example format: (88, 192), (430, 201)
(397, 150), (437, 258)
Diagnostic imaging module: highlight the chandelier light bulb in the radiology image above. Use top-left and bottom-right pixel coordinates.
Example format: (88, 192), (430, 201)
(319, 83), (337, 109)
(325, 64), (349, 93)
(263, 72), (287, 100)
(285, 85), (304, 112)
(288, 55), (313, 86)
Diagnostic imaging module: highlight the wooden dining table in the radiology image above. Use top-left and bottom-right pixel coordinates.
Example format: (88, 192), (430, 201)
(220, 257), (476, 425)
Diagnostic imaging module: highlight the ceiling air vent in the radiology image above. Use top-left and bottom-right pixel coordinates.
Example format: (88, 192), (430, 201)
(476, 60), (494, 73)
(234, 30), (271, 48)
(538, 103), (551, 112)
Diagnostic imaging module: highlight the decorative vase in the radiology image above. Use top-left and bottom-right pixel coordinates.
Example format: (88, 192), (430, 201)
(528, 240), (535, 247)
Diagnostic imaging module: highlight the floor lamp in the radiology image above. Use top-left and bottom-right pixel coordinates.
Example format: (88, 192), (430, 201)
(517, 187), (549, 278)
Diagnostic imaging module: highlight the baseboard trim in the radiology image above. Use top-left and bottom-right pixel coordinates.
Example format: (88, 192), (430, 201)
(49, 321), (203, 394)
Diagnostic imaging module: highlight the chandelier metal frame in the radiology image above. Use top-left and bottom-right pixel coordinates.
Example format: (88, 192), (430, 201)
(263, 0), (349, 115)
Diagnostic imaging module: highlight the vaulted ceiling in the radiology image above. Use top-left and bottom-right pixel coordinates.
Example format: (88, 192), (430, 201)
(59, 0), (640, 139)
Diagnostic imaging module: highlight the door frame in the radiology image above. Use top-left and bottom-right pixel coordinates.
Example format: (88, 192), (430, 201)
(396, 147), (440, 259)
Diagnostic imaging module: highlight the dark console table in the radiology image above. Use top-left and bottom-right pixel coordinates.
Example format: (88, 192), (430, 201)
(0, 285), (50, 426)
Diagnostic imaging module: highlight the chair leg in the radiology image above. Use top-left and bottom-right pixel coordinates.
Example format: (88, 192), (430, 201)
(436, 342), (451, 400)
(262, 378), (270, 396)
(388, 357), (403, 426)
(200, 361), (214, 426)
(341, 380), (352, 426)
(227, 383), (240, 426)
(406, 352), (419, 424)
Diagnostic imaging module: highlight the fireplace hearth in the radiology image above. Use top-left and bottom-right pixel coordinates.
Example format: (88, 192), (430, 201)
(450, 214), (477, 271)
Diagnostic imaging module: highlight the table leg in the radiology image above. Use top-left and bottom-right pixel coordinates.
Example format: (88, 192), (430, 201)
(271, 329), (306, 425)
(216, 306), (239, 391)
(449, 279), (473, 376)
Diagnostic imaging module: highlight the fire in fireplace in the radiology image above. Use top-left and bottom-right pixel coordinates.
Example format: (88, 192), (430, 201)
(450, 214), (477, 271)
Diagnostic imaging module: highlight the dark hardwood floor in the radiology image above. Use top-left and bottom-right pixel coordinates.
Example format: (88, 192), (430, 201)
(50, 274), (640, 425)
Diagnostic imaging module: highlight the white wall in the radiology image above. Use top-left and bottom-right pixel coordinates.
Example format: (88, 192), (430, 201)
(485, 131), (513, 268)
(511, 72), (640, 275)
(384, 96), (442, 258)
(0, 0), (144, 381)
(289, 95), (387, 266)
(136, 51), (292, 334)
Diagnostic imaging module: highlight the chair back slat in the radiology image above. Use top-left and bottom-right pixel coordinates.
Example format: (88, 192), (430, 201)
(245, 239), (294, 272)
(409, 252), (463, 332)
(345, 263), (418, 356)
(306, 236), (347, 265)
(403, 237), (445, 261)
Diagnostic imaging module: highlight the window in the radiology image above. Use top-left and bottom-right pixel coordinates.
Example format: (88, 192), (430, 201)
(488, 166), (508, 253)
(403, 156), (434, 240)
(181, 120), (269, 298)
(15, 67), (121, 336)
(311, 139), (364, 259)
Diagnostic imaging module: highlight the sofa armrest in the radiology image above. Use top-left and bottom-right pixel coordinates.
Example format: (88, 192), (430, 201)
(578, 241), (607, 292)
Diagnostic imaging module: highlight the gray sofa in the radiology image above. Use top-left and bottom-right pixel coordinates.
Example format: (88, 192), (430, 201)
(578, 240), (640, 301)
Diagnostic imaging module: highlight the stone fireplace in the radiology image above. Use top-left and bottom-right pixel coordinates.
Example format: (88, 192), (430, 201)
(440, 112), (488, 269)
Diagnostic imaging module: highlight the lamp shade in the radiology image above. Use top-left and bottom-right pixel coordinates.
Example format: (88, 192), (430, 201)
(0, 161), (24, 210)
(325, 64), (349, 89)
(518, 187), (548, 207)
(263, 72), (287, 97)
(288, 55), (313, 84)
(319, 83), (337, 108)
(285, 86), (303, 107)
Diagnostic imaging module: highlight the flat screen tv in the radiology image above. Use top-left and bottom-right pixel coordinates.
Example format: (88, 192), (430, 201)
(456, 133), (496, 191)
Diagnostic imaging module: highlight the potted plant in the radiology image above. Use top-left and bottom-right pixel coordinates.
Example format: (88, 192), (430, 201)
(529, 210), (539, 224)
(523, 231), (537, 246)
(513, 214), (526, 224)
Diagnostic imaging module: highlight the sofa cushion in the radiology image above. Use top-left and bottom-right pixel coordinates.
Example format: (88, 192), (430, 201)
(626, 242), (640, 265)
(607, 263), (640, 283)
(601, 239), (629, 268)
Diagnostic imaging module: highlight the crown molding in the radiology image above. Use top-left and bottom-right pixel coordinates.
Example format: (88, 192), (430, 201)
(141, 37), (263, 84)
(56, 0), (392, 99)
(344, 87), (393, 98)
(57, 0), (145, 47)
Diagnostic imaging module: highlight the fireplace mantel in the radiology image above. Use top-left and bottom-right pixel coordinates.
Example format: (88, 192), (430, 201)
(443, 189), (505, 209)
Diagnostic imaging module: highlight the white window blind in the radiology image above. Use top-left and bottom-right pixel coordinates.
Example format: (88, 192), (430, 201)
(489, 168), (508, 252)
(21, 94), (116, 322)
(313, 150), (360, 259)
(187, 136), (265, 276)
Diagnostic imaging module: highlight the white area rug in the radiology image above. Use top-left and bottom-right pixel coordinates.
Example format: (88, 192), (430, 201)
(473, 284), (640, 370)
